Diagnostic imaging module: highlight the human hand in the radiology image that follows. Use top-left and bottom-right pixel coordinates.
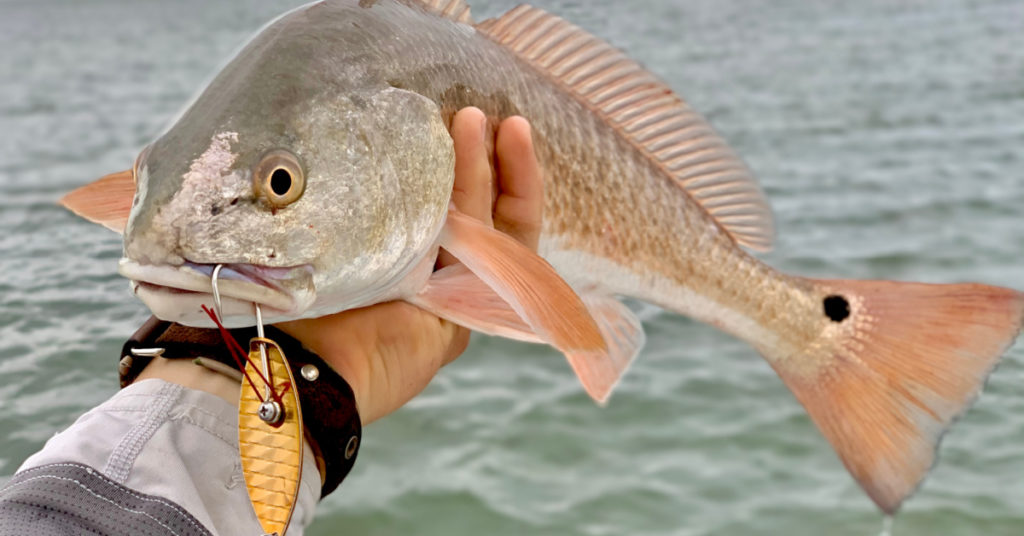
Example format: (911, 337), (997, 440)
(277, 107), (544, 425)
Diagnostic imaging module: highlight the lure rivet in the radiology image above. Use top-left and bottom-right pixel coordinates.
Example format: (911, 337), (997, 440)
(258, 400), (283, 424)
(344, 436), (359, 460)
(300, 364), (319, 382)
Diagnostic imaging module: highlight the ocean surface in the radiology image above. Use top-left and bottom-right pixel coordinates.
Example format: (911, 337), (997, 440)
(1, 0), (1022, 534)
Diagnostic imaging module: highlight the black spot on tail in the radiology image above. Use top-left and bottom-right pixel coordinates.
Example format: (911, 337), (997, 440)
(823, 295), (850, 323)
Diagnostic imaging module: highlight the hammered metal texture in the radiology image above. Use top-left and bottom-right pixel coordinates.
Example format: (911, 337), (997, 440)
(239, 338), (303, 535)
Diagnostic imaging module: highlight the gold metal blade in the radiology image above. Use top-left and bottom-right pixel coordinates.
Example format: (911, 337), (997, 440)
(239, 338), (303, 535)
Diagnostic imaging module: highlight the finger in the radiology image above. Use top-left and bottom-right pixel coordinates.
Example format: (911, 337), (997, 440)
(493, 116), (544, 251)
(439, 107), (494, 267)
(439, 320), (471, 366)
(450, 107), (493, 223)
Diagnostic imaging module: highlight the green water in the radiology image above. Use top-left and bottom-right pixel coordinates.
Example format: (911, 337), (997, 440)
(1, 0), (1022, 534)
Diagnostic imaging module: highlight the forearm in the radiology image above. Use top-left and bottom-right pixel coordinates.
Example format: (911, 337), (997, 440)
(5, 378), (322, 536)
(2, 321), (362, 536)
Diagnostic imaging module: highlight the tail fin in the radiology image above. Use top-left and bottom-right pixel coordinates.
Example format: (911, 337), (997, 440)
(769, 279), (1023, 513)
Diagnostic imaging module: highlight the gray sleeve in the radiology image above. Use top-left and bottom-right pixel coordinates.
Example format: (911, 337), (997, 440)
(7, 379), (321, 536)
(0, 462), (213, 536)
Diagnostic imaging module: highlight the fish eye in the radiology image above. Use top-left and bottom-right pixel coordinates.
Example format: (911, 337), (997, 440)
(255, 150), (305, 208)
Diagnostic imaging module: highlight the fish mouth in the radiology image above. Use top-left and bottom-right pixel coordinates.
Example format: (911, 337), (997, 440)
(118, 258), (316, 325)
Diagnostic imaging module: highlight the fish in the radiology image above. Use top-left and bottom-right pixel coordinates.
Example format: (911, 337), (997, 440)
(59, 0), (1024, 515)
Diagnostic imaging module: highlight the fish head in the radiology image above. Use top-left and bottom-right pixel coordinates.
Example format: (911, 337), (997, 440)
(118, 11), (455, 328)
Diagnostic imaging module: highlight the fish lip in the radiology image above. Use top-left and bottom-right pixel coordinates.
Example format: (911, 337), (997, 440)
(181, 261), (314, 297)
(118, 258), (314, 314)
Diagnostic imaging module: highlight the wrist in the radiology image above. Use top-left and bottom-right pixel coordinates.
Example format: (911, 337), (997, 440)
(133, 356), (241, 406)
(120, 317), (362, 497)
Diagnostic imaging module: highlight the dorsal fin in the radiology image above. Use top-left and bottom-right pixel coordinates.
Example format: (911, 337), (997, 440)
(476, 5), (775, 251)
(407, 0), (473, 24)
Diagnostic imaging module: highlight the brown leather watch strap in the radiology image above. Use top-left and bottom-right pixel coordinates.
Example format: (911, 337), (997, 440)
(119, 316), (361, 497)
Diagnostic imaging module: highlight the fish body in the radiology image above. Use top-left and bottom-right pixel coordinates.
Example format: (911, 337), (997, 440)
(61, 0), (1024, 515)
(124, 0), (790, 346)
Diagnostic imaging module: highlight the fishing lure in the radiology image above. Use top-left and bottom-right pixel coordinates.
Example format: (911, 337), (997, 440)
(210, 265), (304, 536)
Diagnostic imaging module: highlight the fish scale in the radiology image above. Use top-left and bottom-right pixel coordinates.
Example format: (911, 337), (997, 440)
(358, 3), (796, 344)
(59, 0), (1024, 517)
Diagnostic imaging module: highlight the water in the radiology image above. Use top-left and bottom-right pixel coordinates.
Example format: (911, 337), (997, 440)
(880, 515), (894, 536)
(1, 0), (1022, 534)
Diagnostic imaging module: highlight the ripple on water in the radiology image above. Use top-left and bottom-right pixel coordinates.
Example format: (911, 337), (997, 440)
(5, 0), (1024, 535)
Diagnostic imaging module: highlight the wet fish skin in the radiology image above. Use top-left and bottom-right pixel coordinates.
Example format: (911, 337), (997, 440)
(128, 0), (777, 331)
(233, 1), (1023, 513)
(322, 1), (804, 351)
(126, 27), (457, 318)
(62, 0), (1024, 515)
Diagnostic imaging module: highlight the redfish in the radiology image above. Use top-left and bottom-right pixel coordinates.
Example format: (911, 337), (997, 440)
(61, 0), (1024, 514)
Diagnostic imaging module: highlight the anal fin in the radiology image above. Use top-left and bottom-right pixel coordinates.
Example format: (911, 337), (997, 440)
(579, 293), (645, 401)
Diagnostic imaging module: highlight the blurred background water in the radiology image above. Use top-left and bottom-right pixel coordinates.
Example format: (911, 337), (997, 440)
(1, 0), (1022, 534)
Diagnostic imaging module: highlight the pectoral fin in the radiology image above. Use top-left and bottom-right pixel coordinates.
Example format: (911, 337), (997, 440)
(411, 263), (541, 343)
(418, 209), (645, 403)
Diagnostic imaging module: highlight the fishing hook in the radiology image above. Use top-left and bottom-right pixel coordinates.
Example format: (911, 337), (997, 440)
(254, 303), (273, 403)
(211, 264), (225, 322)
(210, 263), (280, 422)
